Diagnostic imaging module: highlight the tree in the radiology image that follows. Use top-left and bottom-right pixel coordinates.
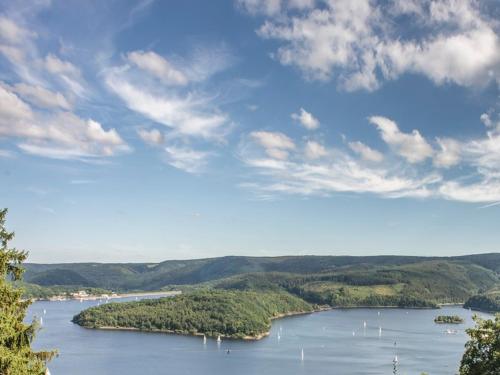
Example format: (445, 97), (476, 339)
(459, 314), (500, 375)
(0, 208), (55, 374)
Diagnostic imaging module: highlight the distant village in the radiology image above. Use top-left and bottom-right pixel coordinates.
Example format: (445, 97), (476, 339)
(47, 290), (119, 302)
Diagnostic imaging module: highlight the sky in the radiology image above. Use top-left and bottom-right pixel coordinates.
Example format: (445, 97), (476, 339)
(0, 0), (499, 263)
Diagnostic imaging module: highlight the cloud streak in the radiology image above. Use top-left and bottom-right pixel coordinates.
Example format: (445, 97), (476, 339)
(241, 113), (500, 203)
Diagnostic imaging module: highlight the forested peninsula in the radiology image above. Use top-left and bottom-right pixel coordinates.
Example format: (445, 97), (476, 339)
(72, 290), (314, 339)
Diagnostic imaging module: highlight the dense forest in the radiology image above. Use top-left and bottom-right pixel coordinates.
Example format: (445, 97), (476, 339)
(73, 290), (313, 339)
(464, 292), (500, 313)
(23, 254), (500, 312)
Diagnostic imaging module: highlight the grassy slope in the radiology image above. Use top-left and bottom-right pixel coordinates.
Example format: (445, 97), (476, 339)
(72, 290), (313, 339)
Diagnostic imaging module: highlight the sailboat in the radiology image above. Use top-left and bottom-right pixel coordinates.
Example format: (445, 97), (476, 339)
(43, 309), (46, 315)
(277, 332), (281, 341)
(203, 335), (207, 344)
(217, 335), (221, 343)
(363, 321), (367, 328)
(301, 348), (304, 361)
(40, 317), (43, 326)
(379, 327), (382, 337)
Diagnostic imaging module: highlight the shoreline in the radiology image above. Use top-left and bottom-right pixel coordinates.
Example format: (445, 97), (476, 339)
(33, 290), (181, 302)
(78, 307), (328, 341)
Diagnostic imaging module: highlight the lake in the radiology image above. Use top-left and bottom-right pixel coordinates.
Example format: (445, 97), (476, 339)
(27, 298), (492, 375)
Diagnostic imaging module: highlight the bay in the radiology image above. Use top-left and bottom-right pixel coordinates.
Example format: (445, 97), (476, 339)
(27, 298), (492, 375)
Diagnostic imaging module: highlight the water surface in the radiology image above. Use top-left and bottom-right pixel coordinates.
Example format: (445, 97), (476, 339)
(27, 299), (492, 375)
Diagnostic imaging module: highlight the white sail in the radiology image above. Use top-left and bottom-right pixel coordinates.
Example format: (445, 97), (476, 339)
(301, 348), (304, 361)
(217, 335), (221, 342)
(203, 335), (207, 344)
(363, 321), (367, 328)
(43, 309), (46, 315)
(379, 327), (382, 337)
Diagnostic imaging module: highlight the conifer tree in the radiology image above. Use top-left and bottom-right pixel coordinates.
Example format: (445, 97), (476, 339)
(0, 208), (55, 374)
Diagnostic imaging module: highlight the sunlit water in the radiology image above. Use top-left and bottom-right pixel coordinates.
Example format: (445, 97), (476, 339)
(27, 298), (492, 375)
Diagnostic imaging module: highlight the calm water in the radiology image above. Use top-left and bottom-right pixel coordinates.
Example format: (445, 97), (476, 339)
(27, 298), (492, 375)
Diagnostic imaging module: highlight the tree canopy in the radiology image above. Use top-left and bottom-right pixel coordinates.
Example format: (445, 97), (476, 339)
(459, 314), (500, 375)
(0, 208), (54, 374)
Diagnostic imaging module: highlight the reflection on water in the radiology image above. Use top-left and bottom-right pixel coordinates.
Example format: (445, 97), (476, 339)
(27, 298), (492, 375)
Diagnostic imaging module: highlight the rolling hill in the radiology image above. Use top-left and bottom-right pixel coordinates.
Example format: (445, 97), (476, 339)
(23, 253), (500, 309)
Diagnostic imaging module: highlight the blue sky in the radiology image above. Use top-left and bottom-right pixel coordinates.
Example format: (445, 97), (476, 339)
(0, 0), (499, 262)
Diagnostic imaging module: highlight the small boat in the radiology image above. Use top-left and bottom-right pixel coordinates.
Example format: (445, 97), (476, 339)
(217, 335), (221, 343)
(277, 333), (281, 341)
(379, 327), (382, 337)
(363, 321), (367, 328)
(301, 348), (304, 361)
(226, 349), (231, 355)
(43, 309), (46, 315)
(40, 317), (43, 326)
(203, 335), (207, 344)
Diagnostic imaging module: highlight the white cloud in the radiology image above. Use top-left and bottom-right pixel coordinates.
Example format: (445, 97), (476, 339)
(237, 0), (315, 16)
(465, 125), (500, 171)
(480, 112), (494, 128)
(250, 131), (295, 160)
(8, 82), (72, 110)
(0, 16), (35, 44)
(380, 26), (499, 88)
(304, 140), (327, 159)
(369, 116), (433, 163)
(433, 138), (461, 168)
(242, 148), (440, 198)
(127, 50), (188, 86)
(0, 83), (34, 122)
(251, 0), (499, 91)
(291, 108), (319, 130)
(137, 128), (165, 146)
(42, 54), (86, 97)
(241, 111), (500, 204)
(105, 67), (229, 140)
(348, 141), (383, 162)
(164, 146), (211, 173)
(44, 54), (80, 76)
(0, 84), (129, 160)
(439, 180), (500, 203)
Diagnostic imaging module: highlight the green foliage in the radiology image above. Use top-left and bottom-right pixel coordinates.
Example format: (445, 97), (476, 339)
(0, 209), (55, 374)
(464, 293), (500, 313)
(434, 315), (464, 324)
(73, 289), (313, 339)
(459, 314), (500, 375)
(24, 255), (499, 309)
